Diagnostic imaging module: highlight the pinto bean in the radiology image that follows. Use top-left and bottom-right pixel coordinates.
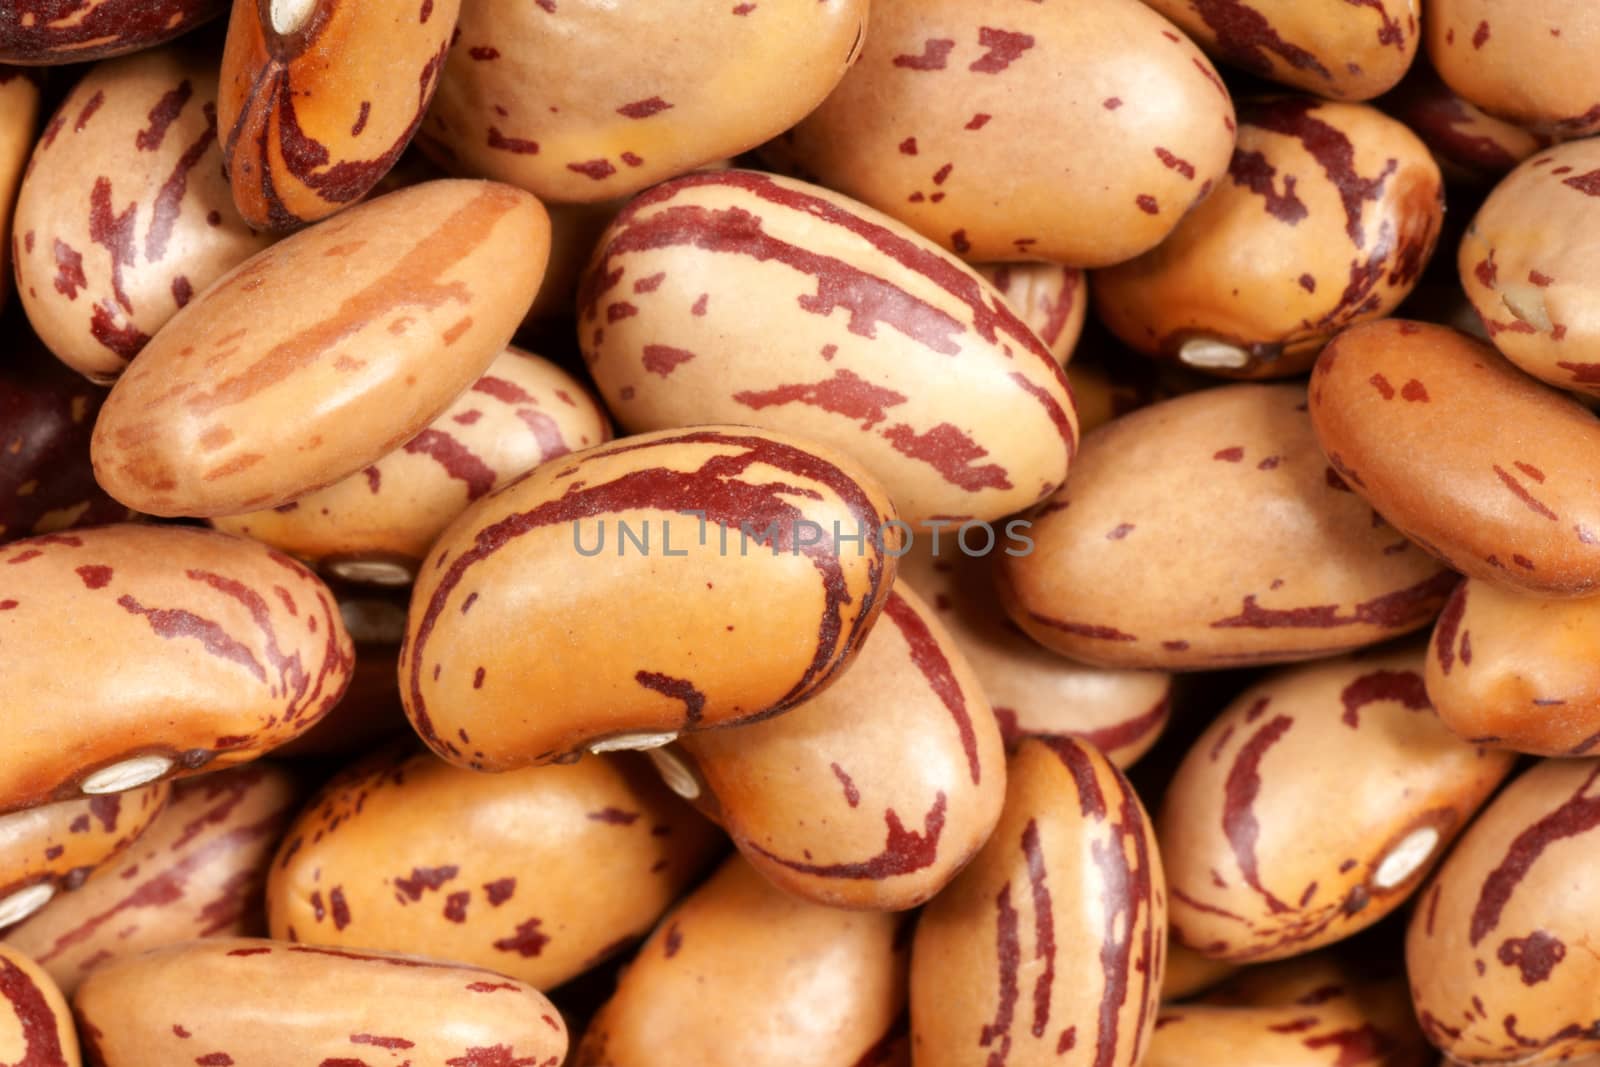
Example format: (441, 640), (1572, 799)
(0, 0), (224, 65)
(977, 263), (1087, 366)
(0, 69), (39, 314)
(0, 945), (78, 1066)
(1381, 64), (1548, 185)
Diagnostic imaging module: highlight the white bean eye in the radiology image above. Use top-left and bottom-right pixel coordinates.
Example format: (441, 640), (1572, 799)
(647, 747), (701, 800)
(325, 559), (416, 588)
(1372, 826), (1441, 890)
(1179, 338), (1251, 370)
(82, 755), (175, 795)
(588, 732), (679, 755)
(270, 0), (320, 35)
(0, 883), (56, 929)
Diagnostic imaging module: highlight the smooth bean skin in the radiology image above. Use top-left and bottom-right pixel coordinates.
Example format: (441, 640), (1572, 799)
(1162, 939), (1239, 1001)
(74, 937), (568, 1067)
(1095, 97), (1442, 380)
(1161, 648), (1513, 963)
(977, 263), (1087, 366)
(269, 590), (409, 757)
(0, 326), (136, 543)
(998, 384), (1456, 670)
(1407, 759), (1600, 1064)
(0, 525), (351, 812)
(218, 0), (459, 230)
(91, 179), (549, 517)
(400, 425), (900, 768)
(212, 346), (610, 580)
(1458, 141), (1600, 397)
(268, 748), (721, 989)
(8, 764), (299, 995)
(420, 0), (865, 205)
(1141, 0), (1419, 101)
(1064, 354), (1212, 437)
(573, 857), (904, 1067)
(13, 45), (273, 382)
(579, 169), (1079, 526)
(0, 783), (168, 928)
(674, 586), (1004, 911)
(0, 945), (77, 1066)
(1381, 64), (1548, 185)
(911, 738), (1165, 1067)
(1427, 579), (1600, 756)
(775, 0), (1235, 267)
(1309, 320), (1600, 596)
(0, 70), (39, 313)
(897, 542), (1172, 767)
(0, 0), (223, 64)
(1426, 0), (1600, 137)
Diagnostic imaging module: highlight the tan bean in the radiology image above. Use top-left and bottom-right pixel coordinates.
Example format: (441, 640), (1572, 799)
(897, 541), (1172, 767)
(0, 525), (351, 811)
(0, 783), (168, 930)
(1407, 758), (1600, 1064)
(420, 0), (865, 205)
(217, 0), (460, 230)
(0, 0), (223, 65)
(1426, 0), (1600, 137)
(269, 591), (409, 758)
(1309, 319), (1600, 596)
(911, 738), (1165, 1067)
(74, 937), (568, 1067)
(13, 44), (274, 382)
(213, 346), (610, 580)
(998, 383), (1455, 670)
(0, 70), (39, 315)
(977, 263), (1087, 366)
(674, 586), (1004, 911)
(1381, 64), (1548, 185)
(1427, 579), (1600, 756)
(0, 945), (78, 1066)
(8, 763), (299, 994)
(1162, 938), (1239, 1001)
(1161, 647), (1512, 963)
(774, 0), (1235, 267)
(573, 856), (904, 1067)
(1094, 96), (1442, 380)
(268, 747), (720, 988)
(579, 169), (1079, 525)
(400, 425), (900, 767)
(90, 178), (549, 517)
(1459, 141), (1600, 397)
(1141, 0), (1419, 101)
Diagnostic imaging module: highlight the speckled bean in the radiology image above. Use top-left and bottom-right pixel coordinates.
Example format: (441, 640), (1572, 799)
(0, 524), (351, 811)
(1381, 65), (1548, 184)
(0, 0), (224, 64)
(0, 70), (39, 313)
(998, 383), (1456, 670)
(573, 856), (904, 1067)
(1427, 579), (1600, 757)
(672, 585), (1004, 911)
(420, 0), (866, 205)
(213, 346), (609, 582)
(1141, 0), (1419, 101)
(0, 782), (168, 931)
(1458, 141), (1600, 397)
(268, 747), (720, 988)
(897, 542), (1173, 767)
(1161, 647), (1512, 963)
(1094, 96), (1442, 380)
(13, 44), (274, 382)
(911, 737), (1165, 1067)
(977, 263), (1087, 366)
(0, 945), (78, 1066)
(218, 0), (460, 230)
(1309, 319), (1600, 596)
(400, 425), (900, 767)
(0, 327), (136, 543)
(74, 937), (568, 1067)
(7, 763), (299, 994)
(1407, 758), (1600, 1064)
(1426, 0), (1600, 137)
(774, 0), (1235, 267)
(579, 169), (1079, 526)
(90, 178), (548, 517)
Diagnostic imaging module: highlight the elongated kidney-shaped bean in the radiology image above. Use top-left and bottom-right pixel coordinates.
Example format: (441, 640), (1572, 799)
(91, 179), (549, 517)
(0, 70), (39, 314)
(401, 425), (900, 767)
(0, 525), (350, 812)
(1161, 647), (1512, 963)
(268, 747), (720, 988)
(75, 937), (568, 1067)
(911, 738), (1165, 1067)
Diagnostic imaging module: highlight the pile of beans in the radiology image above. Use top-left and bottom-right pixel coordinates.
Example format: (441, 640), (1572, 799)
(0, 0), (1596, 1064)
